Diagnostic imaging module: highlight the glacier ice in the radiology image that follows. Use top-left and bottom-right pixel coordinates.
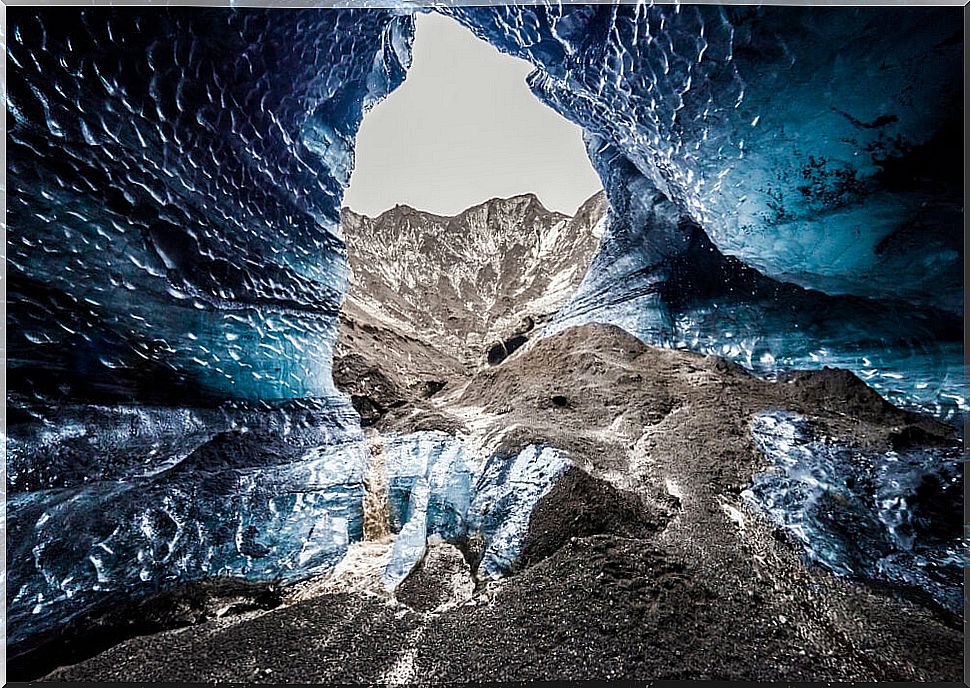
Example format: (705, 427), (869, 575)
(6, 4), (964, 653)
(380, 432), (476, 589)
(383, 475), (432, 591)
(468, 445), (571, 580)
(444, 5), (961, 310)
(6, 401), (369, 647)
(379, 432), (570, 588)
(383, 432), (477, 541)
(8, 413), (572, 645)
(546, 141), (964, 416)
(7, 6), (414, 649)
(744, 411), (964, 614)
(7, 8), (413, 403)
(441, 5), (963, 416)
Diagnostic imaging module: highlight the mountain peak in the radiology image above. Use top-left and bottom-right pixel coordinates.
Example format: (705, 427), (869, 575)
(458, 193), (565, 220)
(343, 191), (598, 223)
(339, 189), (606, 369)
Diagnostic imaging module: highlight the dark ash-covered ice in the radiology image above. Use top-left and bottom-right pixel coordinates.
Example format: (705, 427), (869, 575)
(744, 411), (964, 614)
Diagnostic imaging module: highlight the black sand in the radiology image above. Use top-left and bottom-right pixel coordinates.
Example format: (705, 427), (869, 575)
(39, 324), (963, 683)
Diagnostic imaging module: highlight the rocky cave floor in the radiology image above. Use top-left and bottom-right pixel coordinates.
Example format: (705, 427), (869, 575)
(32, 324), (964, 683)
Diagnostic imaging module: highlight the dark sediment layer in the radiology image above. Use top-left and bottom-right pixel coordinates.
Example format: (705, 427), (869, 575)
(8, 578), (283, 681)
(39, 324), (962, 683)
(517, 466), (678, 570)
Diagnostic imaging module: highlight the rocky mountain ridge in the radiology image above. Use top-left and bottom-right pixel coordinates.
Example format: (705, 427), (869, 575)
(334, 191), (606, 424)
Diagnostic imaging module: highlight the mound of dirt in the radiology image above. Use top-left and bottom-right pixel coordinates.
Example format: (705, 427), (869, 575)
(517, 466), (678, 569)
(41, 323), (964, 684)
(395, 541), (474, 613)
(779, 366), (906, 423)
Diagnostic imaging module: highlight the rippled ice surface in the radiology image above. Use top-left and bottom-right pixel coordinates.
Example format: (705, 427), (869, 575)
(744, 411), (964, 613)
(6, 400), (368, 648)
(8, 423), (575, 647)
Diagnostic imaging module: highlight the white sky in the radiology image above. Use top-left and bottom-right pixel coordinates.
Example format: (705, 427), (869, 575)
(343, 12), (602, 218)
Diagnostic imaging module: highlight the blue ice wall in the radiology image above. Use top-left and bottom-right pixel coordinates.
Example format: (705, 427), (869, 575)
(446, 5), (961, 309)
(547, 133), (963, 415)
(7, 402), (369, 649)
(6, 5), (413, 657)
(745, 411), (963, 614)
(8, 7), (413, 403)
(443, 4), (963, 415)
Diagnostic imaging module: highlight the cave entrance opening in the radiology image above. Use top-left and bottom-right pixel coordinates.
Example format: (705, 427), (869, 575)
(336, 11), (604, 427)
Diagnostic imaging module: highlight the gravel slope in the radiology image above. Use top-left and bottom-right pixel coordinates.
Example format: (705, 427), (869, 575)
(45, 324), (962, 683)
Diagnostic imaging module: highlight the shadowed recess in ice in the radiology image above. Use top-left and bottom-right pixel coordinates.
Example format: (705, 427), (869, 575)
(546, 146), (963, 417)
(744, 411), (965, 614)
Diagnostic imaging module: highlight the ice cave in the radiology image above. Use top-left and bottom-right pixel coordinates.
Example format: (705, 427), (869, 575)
(5, 5), (965, 682)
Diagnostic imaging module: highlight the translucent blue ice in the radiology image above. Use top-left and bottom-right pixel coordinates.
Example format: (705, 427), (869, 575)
(379, 433), (570, 588)
(468, 445), (572, 579)
(7, 8), (414, 402)
(6, 5), (964, 653)
(381, 431), (476, 589)
(744, 411), (964, 613)
(7, 401), (369, 647)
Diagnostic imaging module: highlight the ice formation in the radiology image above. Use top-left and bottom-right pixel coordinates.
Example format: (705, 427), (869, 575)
(441, 5), (962, 416)
(745, 412), (964, 614)
(381, 432), (476, 590)
(379, 433), (569, 590)
(7, 402), (369, 647)
(468, 445), (572, 580)
(8, 8), (413, 403)
(6, 5), (963, 651)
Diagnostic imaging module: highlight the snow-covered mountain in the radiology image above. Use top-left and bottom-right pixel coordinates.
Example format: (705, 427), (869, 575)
(333, 192), (605, 422)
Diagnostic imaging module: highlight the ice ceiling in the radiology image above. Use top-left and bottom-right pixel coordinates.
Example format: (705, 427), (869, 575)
(8, 5), (963, 412)
(6, 4), (964, 652)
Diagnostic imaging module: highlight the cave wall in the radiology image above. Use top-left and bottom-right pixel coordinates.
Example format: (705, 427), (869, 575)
(8, 7), (413, 404)
(443, 4), (963, 414)
(5, 4), (964, 653)
(446, 5), (961, 308)
(8, 5), (962, 412)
